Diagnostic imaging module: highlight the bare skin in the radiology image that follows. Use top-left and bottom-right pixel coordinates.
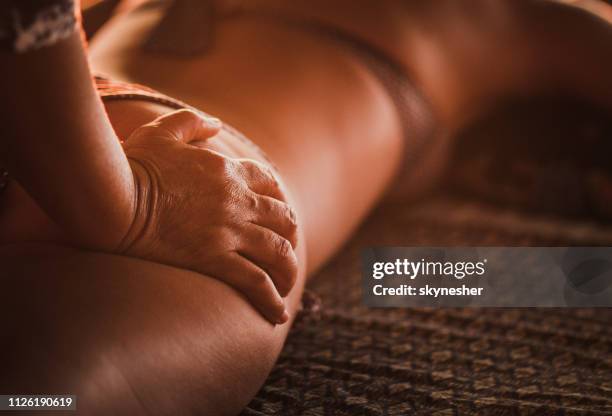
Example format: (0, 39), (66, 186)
(0, 4), (403, 414)
(90, 6), (405, 271)
(0, 31), (299, 324)
(2, 1), (611, 414)
(0, 243), (304, 416)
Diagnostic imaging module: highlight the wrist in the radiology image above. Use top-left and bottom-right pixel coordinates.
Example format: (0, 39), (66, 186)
(113, 157), (156, 255)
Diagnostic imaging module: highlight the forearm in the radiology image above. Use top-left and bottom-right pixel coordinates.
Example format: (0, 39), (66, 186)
(0, 3), (134, 249)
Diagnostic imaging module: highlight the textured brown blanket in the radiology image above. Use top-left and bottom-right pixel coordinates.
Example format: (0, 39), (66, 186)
(243, 197), (612, 415)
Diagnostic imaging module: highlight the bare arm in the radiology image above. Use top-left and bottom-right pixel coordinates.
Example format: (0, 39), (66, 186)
(0, 2), (299, 324)
(0, 3), (134, 249)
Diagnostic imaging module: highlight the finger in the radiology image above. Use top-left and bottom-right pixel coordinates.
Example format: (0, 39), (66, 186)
(238, 223), (299, 297)
(237, 159), (287, 202)
(248, 193), (299, 249)
(129, 109), (222, 145)
(206, 253), (289, 324)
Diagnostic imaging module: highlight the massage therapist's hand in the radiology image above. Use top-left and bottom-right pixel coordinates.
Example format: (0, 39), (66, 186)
(121, 110), (299, 324)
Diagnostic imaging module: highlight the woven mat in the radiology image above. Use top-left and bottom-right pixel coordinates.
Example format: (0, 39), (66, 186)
(242, 197), (612, 415)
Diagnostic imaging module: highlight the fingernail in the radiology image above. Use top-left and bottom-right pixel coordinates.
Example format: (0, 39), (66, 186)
(277, 310), (290, 324)
(204, 116), (222, 128)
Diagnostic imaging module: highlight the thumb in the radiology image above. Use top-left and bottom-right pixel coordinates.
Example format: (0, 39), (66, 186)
(128, 109), (222, 145)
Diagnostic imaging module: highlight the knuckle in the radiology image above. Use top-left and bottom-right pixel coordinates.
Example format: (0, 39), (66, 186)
(202, 149), (227, 168)
(238, 159), (255, 170)
(204, 154), (243, 186)
(284, 248), (299, 274)
(276, 203), (298, 243)
(244, 192), (259, 211)
(213, 226), (235, 248)
(241, 159), (263, 173)
(262, 167), (280, 187)
(274, 236), (293, 259)
(288, 215), (299, 247)
(219, 183), (243, 212)
(285, 205), (298, 229)
(214, 155), (236, 177)
(244, 160), (277, 184)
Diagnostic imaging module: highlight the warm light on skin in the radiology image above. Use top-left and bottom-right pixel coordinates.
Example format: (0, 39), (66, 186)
(558, 0), (612, 22)
(81, 0), (104, 8)
(82, 0), (149, 14)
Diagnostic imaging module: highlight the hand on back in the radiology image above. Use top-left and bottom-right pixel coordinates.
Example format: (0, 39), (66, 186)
(121, 110), (299, 324)
(0, 109), (299, 324)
